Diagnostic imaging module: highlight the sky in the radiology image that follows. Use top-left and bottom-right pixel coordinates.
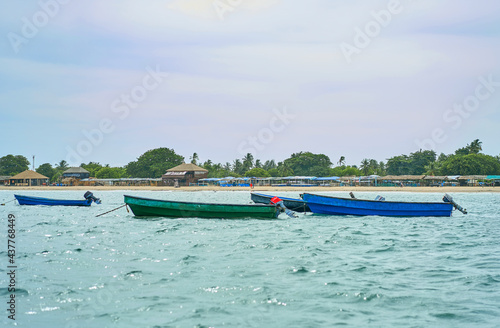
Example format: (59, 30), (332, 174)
(1, 0), (499, 168)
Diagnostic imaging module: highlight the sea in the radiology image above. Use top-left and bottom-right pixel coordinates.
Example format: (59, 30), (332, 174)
(1, 190), (499, 328)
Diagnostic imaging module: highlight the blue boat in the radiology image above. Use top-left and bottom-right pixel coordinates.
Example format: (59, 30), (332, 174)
(300, 193), (464, 217)
(14, 191), (101, 206)
(251, 192), (311, 212)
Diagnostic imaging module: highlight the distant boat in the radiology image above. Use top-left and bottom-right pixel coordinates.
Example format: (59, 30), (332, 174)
(124, 195), (280, 219)
(15, 191), (101, 207)
(300, 193), (464, 217)
(251, 192), (311, 212)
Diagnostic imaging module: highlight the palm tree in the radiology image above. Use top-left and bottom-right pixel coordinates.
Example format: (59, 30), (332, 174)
(190, 153), (199, 165)
(242, 153), (254, 172)
(360, 159), (370, 175)
(337, 156), (345, 166)
(468, 139), (482, 154)
(55, 160), (69, 171)
(277, 162), (294, 177)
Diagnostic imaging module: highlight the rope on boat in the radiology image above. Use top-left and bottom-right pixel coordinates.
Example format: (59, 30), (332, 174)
(96, 204), (128, 217)
(1, 199), (16, 206)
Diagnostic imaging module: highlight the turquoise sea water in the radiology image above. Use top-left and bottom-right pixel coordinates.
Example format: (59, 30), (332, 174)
(1, 190), (499, 328)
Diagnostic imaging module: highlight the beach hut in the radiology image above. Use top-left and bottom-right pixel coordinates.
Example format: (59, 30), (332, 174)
(62, 167), (90, 179)
(8, 170), (49, 186)
(162, 163), (208, 186)
(0, 176), (11, 185)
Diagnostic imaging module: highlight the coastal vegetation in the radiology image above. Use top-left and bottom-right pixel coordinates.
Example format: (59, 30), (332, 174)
(1, 139), (499, 181)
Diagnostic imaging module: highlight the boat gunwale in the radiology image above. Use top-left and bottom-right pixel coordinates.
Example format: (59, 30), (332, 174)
(251, 192), (306, 204)
(124, 194), (277, 208)
(14, 194), (90, 202)
(301, 193), (451, 206)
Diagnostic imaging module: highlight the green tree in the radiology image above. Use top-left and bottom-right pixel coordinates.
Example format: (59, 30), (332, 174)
(440, 153), (500, 175)
(244, 167), (271, 177)
(337, 156), (345, 166)
(55, 160), (69, 171)
(424, 162), (439, 175)
(254, 159), (262, 168)
(283, 152), (332, 176)
(232, 159), (244, 176)
(360, 159), (371, 175)
(409, 150), (436, 174)
(242, 153), (254, 173)
(190, 153), (199, 165)
(455, 139), (483, 156)
(262, 160), (276, 171)
(330, 165), (362, 177)
(0, 155), (30, 175)
(277, 161), (294, 177)
(81, 162), (104, 177)
(36, 163), (56, 180)
(386, 155), (411, 175)
(126, 148), (184, 178)
(378, 161), (386, 176)
(268, 168), (280, 177)
(96, 167), (127, 179)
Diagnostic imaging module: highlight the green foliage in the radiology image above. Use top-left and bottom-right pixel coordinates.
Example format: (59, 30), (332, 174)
(242, 153), (254, 173)
(268, 168), (280, 177)
(283, 152), (332, 176)
(0, 155), (30, 176)
(96, 167), (128, 179)
(330, 165), (362, 177)
(410, 150), (436, 174)
(36, 163), (56, 180)
(190, 153), (199, 165)
(55, 160), (69, 171)
(126, 148), (184, 178)
(81, 162), (104, 177)
(276, 161), (294, 177)
(455, 139), (482, 156)
(232, 159), (245, 176)
(244, 167), (271, 177)
(439, 153), (500, 175)
(386, 150), (436, 175)
(262, 160), (277, 171)
(203, 161), (235, 178)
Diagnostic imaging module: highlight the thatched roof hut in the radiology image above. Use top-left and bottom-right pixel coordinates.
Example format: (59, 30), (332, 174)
(166, 163), (208, 172)
(63, 167), (90, 179)
(8, 170), (49, 186)
(162, 163), (208, 186)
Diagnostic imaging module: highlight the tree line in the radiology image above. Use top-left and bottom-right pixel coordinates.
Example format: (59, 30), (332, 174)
(1, 139), (499, 182)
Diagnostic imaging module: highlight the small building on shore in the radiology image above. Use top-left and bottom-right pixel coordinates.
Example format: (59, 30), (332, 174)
(62, 167), (90, 179)
(162, 163), (208, 186)
(0, 176), (11, 185)
(7, 170), (49, 186)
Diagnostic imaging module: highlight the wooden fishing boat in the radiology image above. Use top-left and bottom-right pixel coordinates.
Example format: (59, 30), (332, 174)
(124, 195), (280, 219)
(251, 192), (311, 212)
(14, 192), (101, 207)
(300, 193), (464, 217)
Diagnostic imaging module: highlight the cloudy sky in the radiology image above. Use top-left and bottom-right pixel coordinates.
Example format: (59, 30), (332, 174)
(1, 0), (499, 168)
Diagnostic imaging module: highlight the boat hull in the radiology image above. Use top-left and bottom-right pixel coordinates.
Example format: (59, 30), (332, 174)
(14, 195), (92, 206)
(301, 193), (453, 217)
(124, 195), (279, 219)
(251, 192), (311, 212)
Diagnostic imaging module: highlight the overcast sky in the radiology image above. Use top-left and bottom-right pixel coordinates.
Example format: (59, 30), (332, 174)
(1, 0), (499, 168)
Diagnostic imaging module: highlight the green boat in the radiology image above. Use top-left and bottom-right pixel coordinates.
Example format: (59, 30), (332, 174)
(124, 195), (280, 219)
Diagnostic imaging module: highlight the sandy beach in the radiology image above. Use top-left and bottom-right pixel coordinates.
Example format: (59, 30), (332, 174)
(1, 185), (498, 192)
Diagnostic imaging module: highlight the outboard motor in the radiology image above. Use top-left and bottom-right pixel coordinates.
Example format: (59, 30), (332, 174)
(443, 194), (466, 214)
(84, 191), (101, 204)
(270, 196), (298, 218)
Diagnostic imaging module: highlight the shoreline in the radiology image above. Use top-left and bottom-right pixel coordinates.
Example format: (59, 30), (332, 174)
(0, 186), (498, 193)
